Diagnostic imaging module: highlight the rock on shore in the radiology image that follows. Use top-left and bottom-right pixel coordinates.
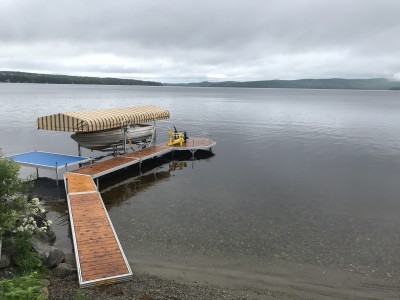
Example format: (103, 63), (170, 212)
(32, 239), (65, 268)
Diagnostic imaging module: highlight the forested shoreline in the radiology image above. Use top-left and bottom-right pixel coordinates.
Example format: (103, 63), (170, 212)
(0, 71), (162, 86)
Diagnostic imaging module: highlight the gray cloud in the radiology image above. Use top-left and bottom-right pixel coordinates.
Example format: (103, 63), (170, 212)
(0, 0), (399, 82)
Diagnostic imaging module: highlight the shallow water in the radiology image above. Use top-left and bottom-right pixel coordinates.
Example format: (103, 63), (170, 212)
(1, 83), (400, 297)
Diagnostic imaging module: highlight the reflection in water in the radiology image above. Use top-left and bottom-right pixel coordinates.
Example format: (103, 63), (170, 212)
(101, 161), (188, 209)
(37, 160), (191, 254)
(33, 152), (204, 221)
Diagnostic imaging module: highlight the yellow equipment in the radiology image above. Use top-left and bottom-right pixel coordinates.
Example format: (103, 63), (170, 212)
(167, 127), (185, 146)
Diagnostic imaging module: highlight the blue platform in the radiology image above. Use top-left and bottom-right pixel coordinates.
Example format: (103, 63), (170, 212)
(9, 151), (91, 170)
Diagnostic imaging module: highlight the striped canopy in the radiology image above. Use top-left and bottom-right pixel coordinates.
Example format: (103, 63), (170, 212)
(37, 105), (170, 133)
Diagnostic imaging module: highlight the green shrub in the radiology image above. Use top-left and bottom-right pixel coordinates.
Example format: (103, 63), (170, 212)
(1, 149), (50, 275)
(14, 233), (44, 275)
(0, 272), (45, 299)
(1, 149), (27, 240)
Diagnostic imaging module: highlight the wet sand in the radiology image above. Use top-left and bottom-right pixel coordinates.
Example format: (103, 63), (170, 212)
(130, 254), (400, 299)
(48, 256), (400, 300)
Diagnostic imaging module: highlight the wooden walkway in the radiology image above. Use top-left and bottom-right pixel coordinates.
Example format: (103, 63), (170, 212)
(74, 138), (215, 178)
(64, 173), (133, 287)
(64, 138), (215, 288)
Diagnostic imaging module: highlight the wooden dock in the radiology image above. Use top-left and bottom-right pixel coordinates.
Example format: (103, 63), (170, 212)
(64, 138), (215, 288)
(74, 138), (214, 178)
(64, 173), (133, 287)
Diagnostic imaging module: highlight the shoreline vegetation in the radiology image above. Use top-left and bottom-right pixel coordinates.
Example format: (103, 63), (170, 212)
(1, 71), (400, 90)
(169, 78), (400, 90)
(0, 71), (162, 87)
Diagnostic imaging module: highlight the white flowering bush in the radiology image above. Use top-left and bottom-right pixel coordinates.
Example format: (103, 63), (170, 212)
(1, 149), (53, 273)
(1, 193), (52, 238)
(14, 199), (51, 235)
(1, 149), (52, 238)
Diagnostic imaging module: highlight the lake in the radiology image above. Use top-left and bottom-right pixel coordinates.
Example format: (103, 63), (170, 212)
(1, 83), (400, 298)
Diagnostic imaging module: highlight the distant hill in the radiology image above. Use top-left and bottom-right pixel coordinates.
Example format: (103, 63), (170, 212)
(0, 71), (162, 86)
(167, 78), (400, 90)
(2, 72), (400, 90)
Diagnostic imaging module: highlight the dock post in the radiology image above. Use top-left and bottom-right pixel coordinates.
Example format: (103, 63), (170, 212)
(191, 149), (196, 160)
(55, 162), (59, 187)
(36, 168), (39, 179)
(78, 144), (83, 167)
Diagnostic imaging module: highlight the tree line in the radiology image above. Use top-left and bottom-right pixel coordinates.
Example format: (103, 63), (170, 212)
(0, 71), (162, 86)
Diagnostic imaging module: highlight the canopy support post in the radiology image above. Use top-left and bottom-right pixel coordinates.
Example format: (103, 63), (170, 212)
(78, 144), (82, 157)
(154, 121), (157, 144)
(123, 126), (128, 154)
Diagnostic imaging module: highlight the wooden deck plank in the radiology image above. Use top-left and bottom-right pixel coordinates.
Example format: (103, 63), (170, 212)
(124, 145), (169, 159)
(169, 137), (216, 150)
(74, 156), (138, 176)
(68, 191), (131, 285)
(65, 173), (97, 193)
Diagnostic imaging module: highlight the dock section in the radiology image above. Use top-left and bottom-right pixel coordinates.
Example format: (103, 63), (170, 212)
(64, 137), (215, 288)
(65, 173), (133, 288)
(74, 138), (214, 178)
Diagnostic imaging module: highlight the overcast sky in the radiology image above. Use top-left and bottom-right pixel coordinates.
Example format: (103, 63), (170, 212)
(0, 0), (399, 83)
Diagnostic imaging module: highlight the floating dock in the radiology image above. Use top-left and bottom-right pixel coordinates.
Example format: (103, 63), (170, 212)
(64, 137), (215, 288)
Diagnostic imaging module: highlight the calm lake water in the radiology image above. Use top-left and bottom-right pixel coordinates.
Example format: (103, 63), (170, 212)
(1, 83), (400, 297)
